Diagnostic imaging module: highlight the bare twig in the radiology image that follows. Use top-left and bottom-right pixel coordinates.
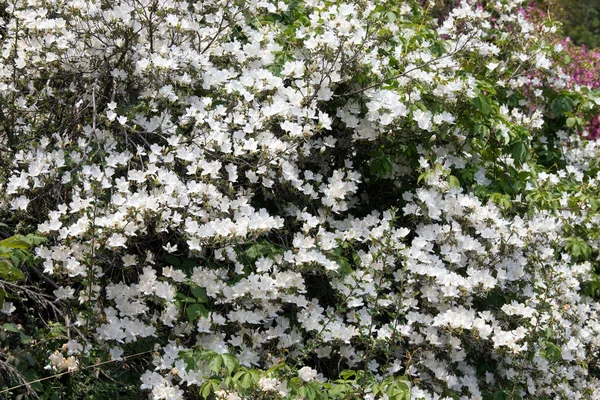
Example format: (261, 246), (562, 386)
(0, 350), (154, 397)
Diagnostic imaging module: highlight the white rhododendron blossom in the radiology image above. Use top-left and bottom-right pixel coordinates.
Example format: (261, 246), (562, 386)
(1, 0), (600, 398)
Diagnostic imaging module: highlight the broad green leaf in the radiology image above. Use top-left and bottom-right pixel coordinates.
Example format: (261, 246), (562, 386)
(164, 255), (181, 266)
(0, 259), (25, 281)
(552, 96), (574, 115)
(1, 323), (21, 333)
(245, 242), (270, 260)
(240, 372), (253, 389)
(0, 237), (30, 250)
(233, 370), (245, 381)
(186, 303), (208, 322)
(339, 370), (357, 380)
(334, 255), (352, 277)
(370, 157), (393, 179)
(190, 285), (208, 302)
(23, 234), (46, 246)
(208, 354), (223, 374)
(417, 171), (430, 184)
(179, 350), (201, 370)
(493, 391), (509, 400)
(447, 175), (460, 189)
(475, 123), (490, 138)
(473, 94), (491, 115)
(181, 258), (196, 270)
(543, 342), (562, 362)
(200, 382), (212, 399)
(511, 142), (528, 164)
(328, 382), (349, 397)
(222, 354), (238, 375)
(477, 79), (497, 95)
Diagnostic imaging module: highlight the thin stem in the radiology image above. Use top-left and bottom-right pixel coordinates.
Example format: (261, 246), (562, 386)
(0, 350), (154, 396)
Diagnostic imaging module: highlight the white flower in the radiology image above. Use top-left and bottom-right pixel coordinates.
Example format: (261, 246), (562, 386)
(107, 233), (127, 248)
(162, 267), (186, 282)
(298, 366), (318, 382)
(122, 254), (137, 267)
(257, 376), (280, 392)
(412, 109), (433, 131)
(486, 62), (499, 71)
(11, 195), (30, 210)
(1, 301), (16, 315)
(54, 287), (75, 301)
(109, 347), (124, 361)
(162, 243), (178, 253)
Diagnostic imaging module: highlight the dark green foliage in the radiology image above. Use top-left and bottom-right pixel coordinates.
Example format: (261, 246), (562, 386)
(555, 0), (600, 48)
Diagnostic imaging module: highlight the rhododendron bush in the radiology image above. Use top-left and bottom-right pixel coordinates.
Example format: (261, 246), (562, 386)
(1, 0), (600, 398)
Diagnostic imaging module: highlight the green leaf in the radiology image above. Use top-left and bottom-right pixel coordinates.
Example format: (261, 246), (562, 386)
(300, 384), (316, 400)
(472, 94), (492, 115)
(24, 370), (43, 391)
(0, 259), (25, 281)
(333, 255), (352, 277)
(164, 255), (181, 266)
(200, 382), (212, 399)
(222, 354), (239, 375)
(493, 391), (509, 400)
(186, 303), (208, 322)
(552, 96), (574, 115)
(511, 142), (528, 164)
(564, 237), (592, 260)
(475, 123), (490, 139)
(208, 354), (223, 374)
(1, 323), (21, 333)
(244, 242), (270, 260)
(0, 237), (31, 250)
(240, 372), (253, 389)
(339, 369), (357, 380)
(370, 157), (393, 179)
(447, 175), (460, 189)
(543, 342), (562, 362)
(417, 171), (430, 184)
(179, 350), (202, 370)
(23, 234), (46, 246)
(329, 382), (350, 398)
(477, 80), (497, 95)
(190, 286), (208, 302)
(233, 370), (245, 382)
(20, 333), (32, 344)
(181, 258), (196, 270)
(490, 193), (512, 210)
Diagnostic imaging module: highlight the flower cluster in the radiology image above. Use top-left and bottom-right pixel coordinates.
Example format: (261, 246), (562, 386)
(0, 0), (599, 398)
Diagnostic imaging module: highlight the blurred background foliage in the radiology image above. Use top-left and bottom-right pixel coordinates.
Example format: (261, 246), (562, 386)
(553, 0), (600, 48)
(421, 0), (600, 49)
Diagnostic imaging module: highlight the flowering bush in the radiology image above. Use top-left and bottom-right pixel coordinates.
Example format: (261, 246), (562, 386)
(554, 38), (600, 139)
(0, 0), (600, 399)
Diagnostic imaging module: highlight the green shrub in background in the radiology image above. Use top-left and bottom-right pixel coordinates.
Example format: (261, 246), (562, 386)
(554, 0), (600, 48)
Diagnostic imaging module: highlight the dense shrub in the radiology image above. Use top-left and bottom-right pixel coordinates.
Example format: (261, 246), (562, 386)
(0, 0), (599, 399)
(552, 0), (600, 49)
